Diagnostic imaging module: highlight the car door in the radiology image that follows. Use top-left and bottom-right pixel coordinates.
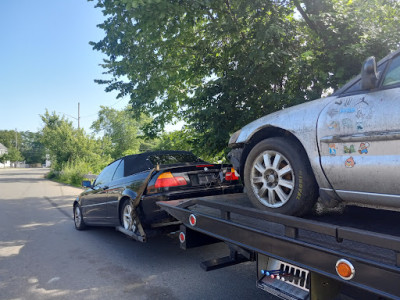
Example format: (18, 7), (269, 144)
(80, 160), (121, 224)
(104, 158), (126, 224)
(317, 54), (400, 207)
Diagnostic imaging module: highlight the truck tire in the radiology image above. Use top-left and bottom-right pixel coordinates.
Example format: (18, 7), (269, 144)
(244, 137), (318, 216)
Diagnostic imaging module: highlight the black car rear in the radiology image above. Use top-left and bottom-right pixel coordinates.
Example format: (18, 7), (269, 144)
(142, 157), (242, 225)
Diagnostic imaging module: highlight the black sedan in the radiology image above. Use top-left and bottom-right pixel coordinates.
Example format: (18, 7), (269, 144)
(73, 151), (242, 240)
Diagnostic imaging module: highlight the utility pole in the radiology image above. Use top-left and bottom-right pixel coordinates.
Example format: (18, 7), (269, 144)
(59, 102), (80, 129)
(78, 102), (80, 129)
(15, 128), (18, 150)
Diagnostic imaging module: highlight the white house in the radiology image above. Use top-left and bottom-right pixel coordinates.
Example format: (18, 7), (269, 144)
(0, 143), (10, 168)
(0, 143), (7, 155)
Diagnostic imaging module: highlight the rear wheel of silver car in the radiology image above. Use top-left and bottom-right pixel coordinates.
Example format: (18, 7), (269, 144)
(74, 204), (86, 230)
(121, 200), (137, 232)
(244, 137), (318, 216)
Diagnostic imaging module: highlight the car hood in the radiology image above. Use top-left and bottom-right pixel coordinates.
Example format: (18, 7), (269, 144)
(233, 95), (337, 145)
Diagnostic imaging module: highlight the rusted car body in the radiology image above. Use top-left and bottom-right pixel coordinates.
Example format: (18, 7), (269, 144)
(228, 48), (400, 215)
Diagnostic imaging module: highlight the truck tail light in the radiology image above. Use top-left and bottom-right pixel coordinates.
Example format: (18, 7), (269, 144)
(154, 172), (187, 188)
(179, 232), (186, 243)
(189, 214), (197, 226)
(225, 168), (240, 181)
(336, 259), (355, 280)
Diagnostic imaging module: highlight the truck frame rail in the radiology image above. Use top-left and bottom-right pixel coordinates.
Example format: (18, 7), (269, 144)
(158, 195), (400, 299)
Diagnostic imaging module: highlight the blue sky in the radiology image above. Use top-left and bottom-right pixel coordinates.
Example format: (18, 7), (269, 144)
(0, 0), (129, 133)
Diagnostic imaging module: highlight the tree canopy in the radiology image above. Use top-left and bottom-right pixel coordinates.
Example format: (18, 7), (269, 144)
(0, 130), (39, 164)
(91, 106), (156, 158)
(0, 130), (21, 149)
(89, 0), (400, 156)
(19, 131), (46, 164)
(39, 107), (158, 184)
(40, 110), (111, 172)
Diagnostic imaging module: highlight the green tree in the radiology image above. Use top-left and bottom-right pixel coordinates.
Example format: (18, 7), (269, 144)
(292, 0), (400, 94)
(155, 129), (194, 153)
(0, 130), (22, 149)
(155, 128), (227, 162)
(40, 110), (111, 172)
(20, 131), (46, 164)
(90, 0), (400, 155)
(0, 146), (24, 165)
(91, 106), (156, 158)
(6, 146), (24, 163)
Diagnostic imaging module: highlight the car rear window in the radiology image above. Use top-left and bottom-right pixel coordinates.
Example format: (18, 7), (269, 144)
(147, 153), (203, 166)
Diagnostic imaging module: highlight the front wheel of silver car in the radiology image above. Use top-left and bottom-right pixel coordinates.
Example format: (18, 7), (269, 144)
(244, 137), (318, 216)
(74, 204), (86, 230)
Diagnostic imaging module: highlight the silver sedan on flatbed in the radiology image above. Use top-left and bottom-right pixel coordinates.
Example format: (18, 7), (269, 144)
(228, 48), (400, 216)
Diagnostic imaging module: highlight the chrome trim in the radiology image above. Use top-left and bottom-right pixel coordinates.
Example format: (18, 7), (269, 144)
(320, 130), (400, 143)
(82, 200), (119, 208)
(319, 188), (335, 193)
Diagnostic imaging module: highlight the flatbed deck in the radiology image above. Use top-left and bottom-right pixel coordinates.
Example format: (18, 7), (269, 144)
(158, 193), (400, 299)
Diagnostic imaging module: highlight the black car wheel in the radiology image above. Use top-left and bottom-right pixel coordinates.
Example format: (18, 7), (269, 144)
(121, 200), (137, 232)
(244, 137), (318, 216)
(74, 204), (86, 230)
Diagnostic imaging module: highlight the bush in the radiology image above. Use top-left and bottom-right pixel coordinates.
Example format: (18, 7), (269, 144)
(59, 160), (91, 186)
(48, 155), (112, 187)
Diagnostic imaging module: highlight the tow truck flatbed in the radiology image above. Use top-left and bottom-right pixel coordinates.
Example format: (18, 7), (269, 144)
(158, 193), (400, 300)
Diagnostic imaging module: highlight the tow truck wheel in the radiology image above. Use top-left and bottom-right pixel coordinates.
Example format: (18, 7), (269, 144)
(74, 204), (86, 230)
(121, 200), (137, 232)
(244, 137), (318, 216)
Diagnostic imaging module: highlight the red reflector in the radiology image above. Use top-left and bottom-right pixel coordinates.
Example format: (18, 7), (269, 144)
(189, 214), (196, 226)
(154, 172), (187, 188)
(225, 168), (239, 181)
(179, 232), (186, 243)
(196, 164), (214, 168)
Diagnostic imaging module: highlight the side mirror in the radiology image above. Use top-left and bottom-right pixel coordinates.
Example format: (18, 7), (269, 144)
(82, 180), (92, 188)
(361, 56), (378, 90)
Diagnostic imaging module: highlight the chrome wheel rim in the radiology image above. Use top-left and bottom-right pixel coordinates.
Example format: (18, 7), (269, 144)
(74, 206), (82, 227)
(122, 204), (133, 231)
(250, 150), (295, 208)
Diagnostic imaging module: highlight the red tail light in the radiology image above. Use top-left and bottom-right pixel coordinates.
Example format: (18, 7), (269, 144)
(225, 168), (239, 181)
(155, 172), (187, 188)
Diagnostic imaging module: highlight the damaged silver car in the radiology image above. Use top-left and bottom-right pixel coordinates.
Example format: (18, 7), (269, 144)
(228, 48), (400, 216)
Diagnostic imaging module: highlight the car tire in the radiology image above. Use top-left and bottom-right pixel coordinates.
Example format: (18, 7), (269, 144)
(73, 204), (86, 230)
(244, 137), (318, 216)
(120, 199), (136, 232)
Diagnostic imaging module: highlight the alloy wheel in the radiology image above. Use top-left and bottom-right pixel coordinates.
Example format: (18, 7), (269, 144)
(250, 150), (295, 208)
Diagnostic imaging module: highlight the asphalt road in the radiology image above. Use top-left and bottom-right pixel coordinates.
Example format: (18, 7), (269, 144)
(0, 168), (274, 300)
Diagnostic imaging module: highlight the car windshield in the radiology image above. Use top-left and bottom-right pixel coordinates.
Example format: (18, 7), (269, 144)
(147, 153), (203, 166)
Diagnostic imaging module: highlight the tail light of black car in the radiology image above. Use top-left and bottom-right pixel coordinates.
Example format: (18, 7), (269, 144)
(146, 166), (240, 195)
(146, 171), (188, 194)
(155, 172), (187, 188)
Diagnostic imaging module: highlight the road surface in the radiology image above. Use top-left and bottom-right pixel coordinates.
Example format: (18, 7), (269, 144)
(0, 168), (273, 300)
